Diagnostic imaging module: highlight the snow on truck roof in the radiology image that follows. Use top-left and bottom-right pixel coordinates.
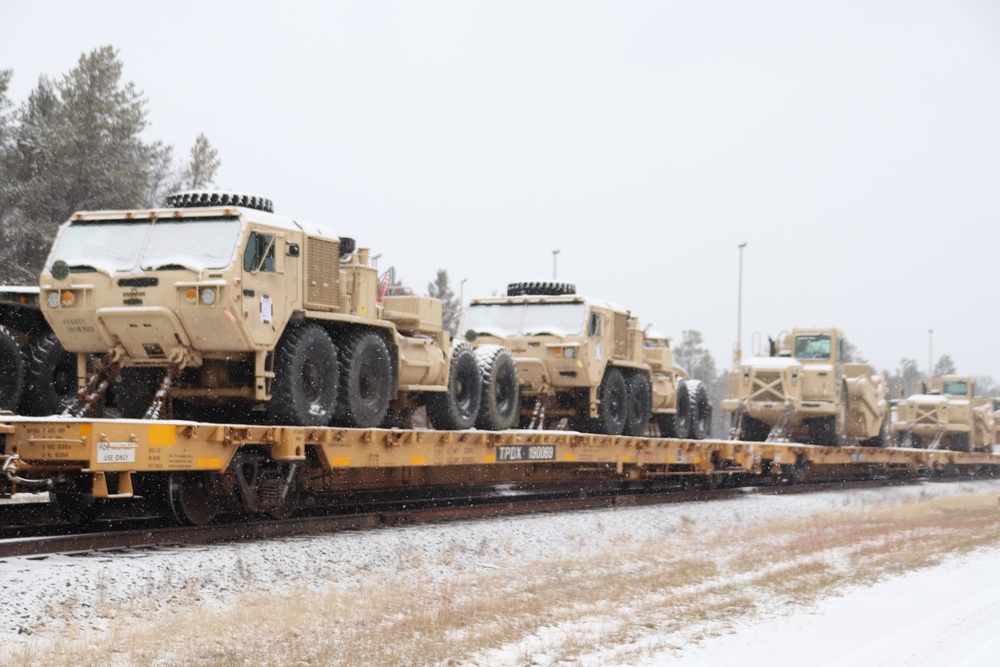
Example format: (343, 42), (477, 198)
(66, 205), (339, 239)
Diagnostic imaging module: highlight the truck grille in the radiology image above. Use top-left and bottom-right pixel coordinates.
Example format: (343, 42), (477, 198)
(305, 238), (340, 310)
(749, 371), (784, 402)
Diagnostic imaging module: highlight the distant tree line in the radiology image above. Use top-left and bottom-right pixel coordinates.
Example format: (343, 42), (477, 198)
(0, 46), (220, 284)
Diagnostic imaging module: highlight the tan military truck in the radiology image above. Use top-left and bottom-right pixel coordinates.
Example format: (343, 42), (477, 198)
(893, 375), (995, 452)
(0, 286), (77, 415)
(721, 327), (889, 446)
(38, 191), (514, 429)
(461, 281), (711, 437)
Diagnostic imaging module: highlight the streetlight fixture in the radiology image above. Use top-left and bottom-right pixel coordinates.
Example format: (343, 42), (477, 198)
(736, 242), (747, 365)
(552, 249), (560, 279)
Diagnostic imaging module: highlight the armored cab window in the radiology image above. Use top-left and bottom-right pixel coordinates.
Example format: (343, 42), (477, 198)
(794, 334), (831, 360)
(243, 231), (276, 273)
(942, 380), (969, 397)
(588, 311), (601, 337)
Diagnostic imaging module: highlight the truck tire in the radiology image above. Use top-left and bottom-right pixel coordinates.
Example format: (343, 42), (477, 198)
(0, 324), (25, 412)
(808, 415), (845, 446)
(427, 344), (482, 430)
(115, 367), (163, 419)
(672, 381), (692, 439)
(23, 331), (77, 415)
(334, 331), (393, 428)
(623, 372), (652, 436)
(506, 281), (576, 297)
(474, 345), (520, 431)
(657, 413), (678, 438)
(591, 366), (627, 436)
(738, 415), (770, 442)
(687, 379), (712, 440)
(268, 324), (339, 426)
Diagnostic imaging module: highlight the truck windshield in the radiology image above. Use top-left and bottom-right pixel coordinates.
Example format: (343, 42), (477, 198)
(463, 302), (586, 337)
(48, 219), (152, 272)
(795, 334), (831, 360)
(48, 216), (242, 273)
(942, 380), (968, 397)
(141, 218), (242, 270)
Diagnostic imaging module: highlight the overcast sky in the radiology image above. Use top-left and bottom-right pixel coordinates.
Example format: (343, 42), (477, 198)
(3, 1), (1000, 381)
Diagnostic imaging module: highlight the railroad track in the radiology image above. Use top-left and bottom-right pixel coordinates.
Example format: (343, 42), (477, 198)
(0, 476), (944, 559)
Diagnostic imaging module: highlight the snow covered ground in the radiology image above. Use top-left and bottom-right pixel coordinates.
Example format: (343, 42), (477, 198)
(1, 479), (999, 665)
(658, 544), (1000, 667)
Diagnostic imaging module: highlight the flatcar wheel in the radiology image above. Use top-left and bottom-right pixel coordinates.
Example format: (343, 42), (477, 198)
(168, 472), (218, 526)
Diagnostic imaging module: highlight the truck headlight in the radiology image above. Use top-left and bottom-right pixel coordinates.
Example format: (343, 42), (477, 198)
(200, 287), (217, 305)
(46, 291), (60, 309)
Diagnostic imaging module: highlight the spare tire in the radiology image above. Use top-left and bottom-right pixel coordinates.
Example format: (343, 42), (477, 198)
(474, 345), (520, 431)
(0, 324), (24, 412)
(427, 344), (482, 430)
(23, 331), (77, 416)
(506, 281), (576, 297)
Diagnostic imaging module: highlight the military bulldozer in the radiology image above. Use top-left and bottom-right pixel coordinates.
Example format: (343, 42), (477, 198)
(720, 327), (889, 446)
(893, 375), (995, 452)
(0, 286), (77, 415)
(461, 281), (711, 437)
(38, 191), (515, 429)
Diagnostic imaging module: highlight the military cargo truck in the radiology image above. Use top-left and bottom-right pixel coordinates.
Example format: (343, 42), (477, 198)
(38, 191), (512, 429)
(720, 327), (889, 446)
(893, 375), (995, 452)
(0, 286), (77, 415)
(461, 281), (710, 437)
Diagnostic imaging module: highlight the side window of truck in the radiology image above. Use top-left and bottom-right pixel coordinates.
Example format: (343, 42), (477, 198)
(243, 232), (276, 273)
(588, 311), (601, 337)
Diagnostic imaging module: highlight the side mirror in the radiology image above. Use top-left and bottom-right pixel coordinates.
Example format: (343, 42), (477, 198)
(287, 242), (300, 257)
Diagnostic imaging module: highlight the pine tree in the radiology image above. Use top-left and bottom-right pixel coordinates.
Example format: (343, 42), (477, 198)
(427, 269), (461, 335)
(885, 359), (922, 399)
(0, 47), (158, 282)
(932, 354), (957, 377)
(0, 47), (223, 283)
(180, 133), (220, 190)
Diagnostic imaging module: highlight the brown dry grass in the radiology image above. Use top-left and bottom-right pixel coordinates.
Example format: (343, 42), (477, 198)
(8, 490), (1000, 666)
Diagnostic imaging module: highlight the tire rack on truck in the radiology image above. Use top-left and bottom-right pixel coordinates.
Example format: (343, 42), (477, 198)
(2, 415), (997, 525)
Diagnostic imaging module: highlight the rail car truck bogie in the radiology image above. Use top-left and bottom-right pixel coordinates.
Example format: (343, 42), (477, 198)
(462, 282), (710, 438)
(721, 327), (889, 446)
(37, 192), (510, 429)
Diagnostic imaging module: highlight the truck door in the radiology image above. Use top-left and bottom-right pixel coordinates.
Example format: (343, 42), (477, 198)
(241, 229), (291, 347)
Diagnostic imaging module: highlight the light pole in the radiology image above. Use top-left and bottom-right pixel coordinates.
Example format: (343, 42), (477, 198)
(928, 329), (933, 376)
(552, 249), (560, 279)
(736, 242), (747, 365)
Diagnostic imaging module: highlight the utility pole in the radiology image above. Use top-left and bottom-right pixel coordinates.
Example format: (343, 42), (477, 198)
(736, 242), (747, 365)
(928, 329), (933, 376)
